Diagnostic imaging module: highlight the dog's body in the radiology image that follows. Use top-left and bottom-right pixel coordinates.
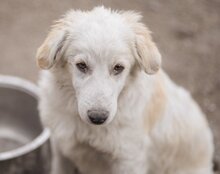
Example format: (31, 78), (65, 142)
(37, 7), (214, 174)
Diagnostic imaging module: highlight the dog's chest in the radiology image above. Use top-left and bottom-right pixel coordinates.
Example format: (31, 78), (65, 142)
(54, 109), (149, 173)
(71, 142), (112, 174)
(60, 119), (148, 174)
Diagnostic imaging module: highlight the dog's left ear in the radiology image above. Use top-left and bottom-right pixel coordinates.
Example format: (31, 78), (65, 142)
(123, 12), (161, 74)
(134, 28), (161, 74)
(36, 21), (67, 70)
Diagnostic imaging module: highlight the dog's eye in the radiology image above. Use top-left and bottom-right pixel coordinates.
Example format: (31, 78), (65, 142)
(113, 64), (124, 75)
(76, 62), (88, 73)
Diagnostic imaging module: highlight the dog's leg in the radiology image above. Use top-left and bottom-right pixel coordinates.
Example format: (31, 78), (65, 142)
(51, 138), (78, 174)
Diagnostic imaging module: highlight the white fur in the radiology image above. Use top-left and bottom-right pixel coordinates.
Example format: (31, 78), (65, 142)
(37, 7), (214, 174)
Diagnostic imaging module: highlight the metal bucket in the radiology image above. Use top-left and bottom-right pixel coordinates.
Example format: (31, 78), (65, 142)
(0, 75), (51, 174)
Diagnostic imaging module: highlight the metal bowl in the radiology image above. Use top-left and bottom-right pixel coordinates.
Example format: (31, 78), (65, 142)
(0, 75), (51, 174)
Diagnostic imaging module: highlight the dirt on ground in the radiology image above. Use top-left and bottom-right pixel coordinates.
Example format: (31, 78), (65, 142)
(0, 0), (219, 172)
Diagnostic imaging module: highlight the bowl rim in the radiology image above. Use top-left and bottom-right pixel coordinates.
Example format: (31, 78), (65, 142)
(0, 75), (50, 161)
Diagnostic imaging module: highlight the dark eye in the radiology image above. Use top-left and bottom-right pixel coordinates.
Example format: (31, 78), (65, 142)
(113, 64), (124, 75)
(76, 62), (88, 73)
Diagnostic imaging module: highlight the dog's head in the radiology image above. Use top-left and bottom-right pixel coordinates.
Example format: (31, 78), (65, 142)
(36, 7), (161, 126)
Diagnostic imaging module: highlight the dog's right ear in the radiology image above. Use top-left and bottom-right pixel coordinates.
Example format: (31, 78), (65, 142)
(36, 22), (67, 69)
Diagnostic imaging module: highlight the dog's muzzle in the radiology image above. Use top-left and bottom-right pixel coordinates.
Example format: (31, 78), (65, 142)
(87, 109), (109, 125)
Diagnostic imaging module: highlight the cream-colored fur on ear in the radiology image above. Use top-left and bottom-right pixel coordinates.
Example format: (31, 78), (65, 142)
(36, 21), (67, 69)
(122, 11), (161, 74)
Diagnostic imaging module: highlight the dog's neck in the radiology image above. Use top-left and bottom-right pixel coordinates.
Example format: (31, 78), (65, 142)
(115, 72), (157, 125)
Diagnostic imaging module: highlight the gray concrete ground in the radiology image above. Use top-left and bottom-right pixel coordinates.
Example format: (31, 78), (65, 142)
(0, 0), (220, 172)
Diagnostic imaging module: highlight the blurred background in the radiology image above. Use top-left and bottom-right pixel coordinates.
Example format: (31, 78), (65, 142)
(0, 0), (219, 169)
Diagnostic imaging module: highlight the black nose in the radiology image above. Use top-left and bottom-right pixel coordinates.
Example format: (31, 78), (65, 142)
(87, 109), (109, 125)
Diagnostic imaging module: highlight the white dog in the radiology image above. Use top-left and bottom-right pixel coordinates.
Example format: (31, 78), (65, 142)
(36, 6), (214, 174)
